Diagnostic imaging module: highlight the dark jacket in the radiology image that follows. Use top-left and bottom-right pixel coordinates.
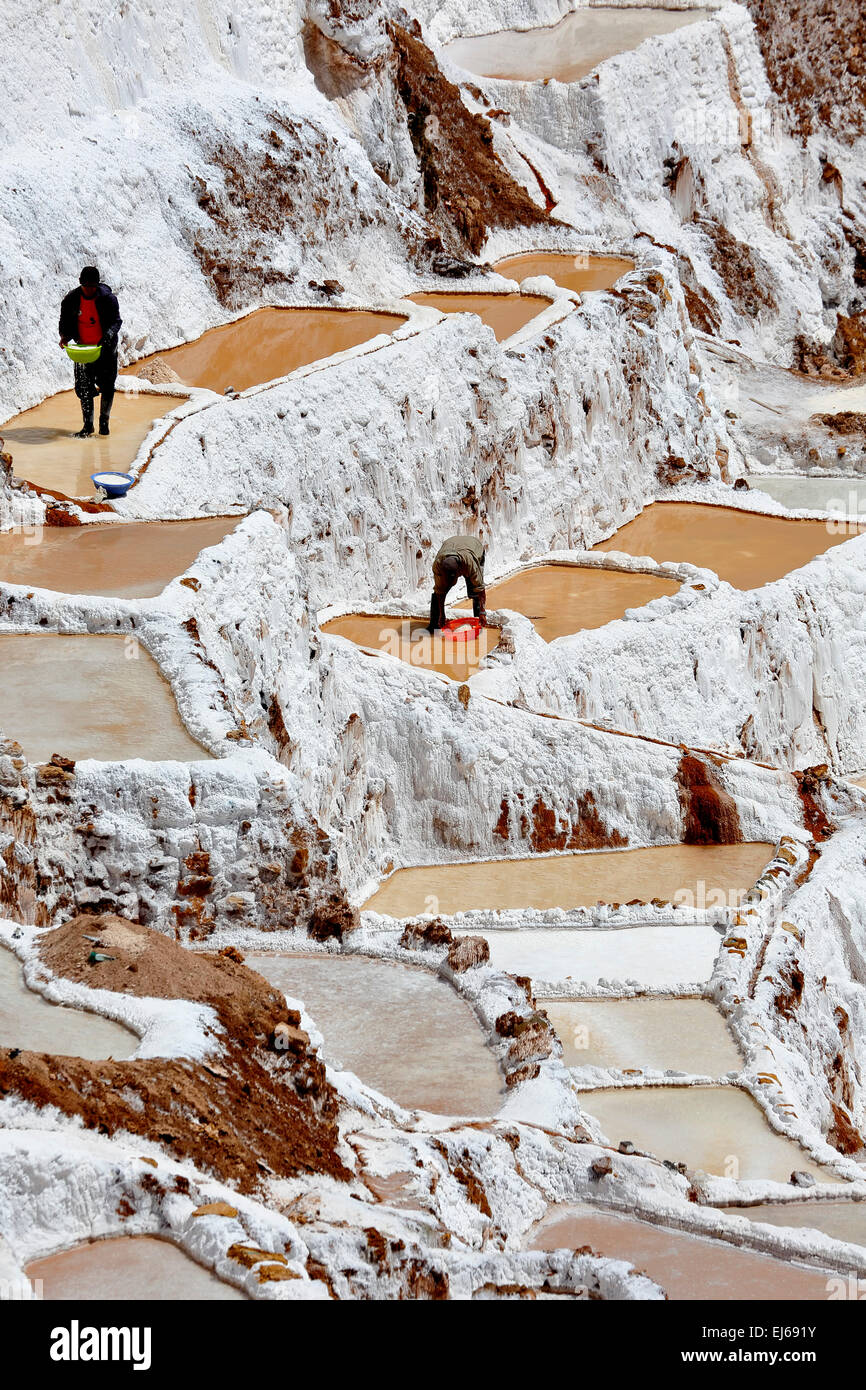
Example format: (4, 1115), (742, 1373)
(59, 283), (122, 350)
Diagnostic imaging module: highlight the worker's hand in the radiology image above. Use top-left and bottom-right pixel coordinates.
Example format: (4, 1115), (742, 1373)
(59, 338), (67, 349)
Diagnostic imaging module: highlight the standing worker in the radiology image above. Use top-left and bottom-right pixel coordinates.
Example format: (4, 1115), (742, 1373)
(58, 266), (122, 437)
(429, 533), (488, 633)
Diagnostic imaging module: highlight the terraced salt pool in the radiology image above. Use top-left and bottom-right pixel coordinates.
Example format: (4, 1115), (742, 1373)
(364, 842), (772, 916)
(495, 252), (634, 295)
(0, 945), (136, 1059)
(457, 562), (680, 640)
(127, 306), (408, 394)
(0, 634), (211, 762)
(0, 389), (187, 499)
(248, 952), (503, 1116)
(321, 613), (499, 682)
(407, 292), (551, 341)
(546, 997), (741, 1074)
(593, 502), (863, 589)
(720, 1200), (866, 1250)
(444, 7), (712, 85)
(751, 474), (866, 517)
(581, 1086), (832, 1183)
(474, 925), (723, 991)
(27, 1235), (246, 1300)
(529, 1205), (835, 1300)
(0, 517), (238, 598)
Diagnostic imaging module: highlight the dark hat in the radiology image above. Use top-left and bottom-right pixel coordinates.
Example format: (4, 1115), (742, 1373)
(79, 266), (100, 285)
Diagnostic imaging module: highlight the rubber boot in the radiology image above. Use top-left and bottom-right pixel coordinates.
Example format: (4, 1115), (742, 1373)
(98, 410), (111, 437)
(74, 405), (94, 439)
(429, 592), (446, 634)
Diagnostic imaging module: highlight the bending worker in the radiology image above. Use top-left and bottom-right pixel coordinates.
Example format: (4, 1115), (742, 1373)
(429, 533), (487, 632)
(59, 266), (122, 437)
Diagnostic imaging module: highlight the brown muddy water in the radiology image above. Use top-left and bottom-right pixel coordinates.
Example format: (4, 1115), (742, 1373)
(0, 390), (186, 498)
(364, 842), (772, 917)
(457, 563), (679, 639)
(546, 997), (741, 1075)
(495, 252), (634, 295)
(0, 517), (238, 598)
(248, 953), (503, 1116)
(444, 7), (712, 84)
(581, 1086), (832, 1183)
(407, 292), (551, 342)
(720, 1200), (866, 1250)
(0, 634), (211, 762)
(126, 307), (408, 394)
(593, 502), (862, 589)
(321, 613), (499, 682)
(27, 1235), (246, 1300)
(0, 946), (136, 1059)
(529, 1205), (835, 1300)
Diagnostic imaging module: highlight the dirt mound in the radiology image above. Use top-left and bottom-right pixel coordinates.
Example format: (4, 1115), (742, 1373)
(0, 915), (349, 1191)
(745, 0), (866, 143)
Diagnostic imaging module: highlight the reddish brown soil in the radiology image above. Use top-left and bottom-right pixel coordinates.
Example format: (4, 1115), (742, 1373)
(0, 915), (349, 1191)
(794, 766), (835, 842)
(745, 0), (866, 143)
(676, 753), (743, 845)
(387, 21), (550, 256)
(494, 790), (628, 851)
(697, 218), (776, 318)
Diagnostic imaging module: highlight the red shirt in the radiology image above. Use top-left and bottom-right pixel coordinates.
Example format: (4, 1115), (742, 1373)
(77, 296), (102, 345)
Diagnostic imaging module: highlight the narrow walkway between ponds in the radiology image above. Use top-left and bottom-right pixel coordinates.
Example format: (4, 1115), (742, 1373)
(593, 501), (862, 588)
(1, 389), (186, 499)
(0, 634), (211, 762)
(321, 613), (498, 682)
(407, 292), (550, 342)
(27, 1236), (246, 1300)
(364, 842), (772, 916)
(125, 307), (408, 394)
(248, 953), (503, 1116)
(456, 563), (679, 640)
(546, 997), (741, 1074)
(581, 1086), (832, 1183)
(528, 1204), (834, 1300)
(444, 7), (712, 84)
(0, 517), (238, 598)
(0, 946), (136, 1059)
(495, 252), (634, 295)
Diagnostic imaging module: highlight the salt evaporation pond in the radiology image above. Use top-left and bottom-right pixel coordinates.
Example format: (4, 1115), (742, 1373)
(546, 997), (741, 1075)
(364, 842), (772, 916)
(27, 1235), (246, 1300)
(529, 1204), (835, 1301)
(0, 634), (211, 763)
(321, 613), (499, 682)
(407, 292), (551, 342)
(721, 1200), (866, 1250)
(248, 952), (503, 1116)
(593, 501), (862, 589)
(127, 307), (408, 394)
(495, 252), (634, 295)
(582, 1086), (832, 1183)
(0, 946), (135, 1058)
(0, 390), (187, 499)
(444, 7), (712, 85)
(751, 474), (866, 517)
(457, 562), (680, 640)
(476, 925), (723, 991)
(0, 517), (238, 599)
